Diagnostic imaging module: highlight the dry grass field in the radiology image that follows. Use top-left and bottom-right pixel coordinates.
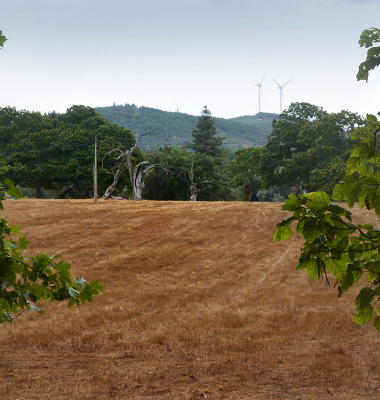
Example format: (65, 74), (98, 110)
(1, 199), (380, 399)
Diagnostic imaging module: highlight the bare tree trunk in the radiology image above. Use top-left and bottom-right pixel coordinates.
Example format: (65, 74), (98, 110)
(103, 165), (126, 199)
(185, 162), (212, 201)
(102, 129), (159, 200)
(133, 162), (170, 201)
(189, 184), (198, 201)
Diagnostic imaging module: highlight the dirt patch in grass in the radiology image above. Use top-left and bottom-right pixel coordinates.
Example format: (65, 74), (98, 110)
(1, 199), (379, 399)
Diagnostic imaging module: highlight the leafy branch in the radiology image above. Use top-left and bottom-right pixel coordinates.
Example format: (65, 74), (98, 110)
(0, 179), (104, 323)
(273, 111), (380, 333)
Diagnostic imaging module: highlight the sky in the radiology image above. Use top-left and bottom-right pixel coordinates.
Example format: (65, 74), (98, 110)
(1, 0), (380, 119)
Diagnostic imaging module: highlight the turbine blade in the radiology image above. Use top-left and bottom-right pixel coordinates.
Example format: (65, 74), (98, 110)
(283, 77), (293, 87)
(260, 86), (265, 101)
(272, 77), (282, 88)
(254, 79), (260, 85)
(260, 73), (266, 85)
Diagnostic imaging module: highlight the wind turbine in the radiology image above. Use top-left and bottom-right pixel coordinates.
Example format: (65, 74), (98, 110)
(272, 77), (293, 113)
(254, 74), (265, 114)
(175, 102), (185, 113)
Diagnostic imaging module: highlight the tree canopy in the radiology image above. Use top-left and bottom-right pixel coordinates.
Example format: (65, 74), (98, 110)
(224, 147), (263, 201)
(262, 102), (364, 195)
(0, 106), (143, 197)
(185, 106), (227, 164)
(143, 147), (234, 201)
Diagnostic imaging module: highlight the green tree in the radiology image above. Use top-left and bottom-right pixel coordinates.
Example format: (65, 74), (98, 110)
(224, 147), (263, 201)
(186, 106), (226, 163)
(143, 147), (234, 201)
(0, 106), (142, 198)
(274, 28), (380, 333)
(263, 103), (364, 195)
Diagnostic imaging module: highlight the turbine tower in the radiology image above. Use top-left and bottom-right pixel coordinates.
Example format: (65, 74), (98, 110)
(175, 102), (185, 113)
(254, 74), (266, 114)
(272, 77), (293, 113)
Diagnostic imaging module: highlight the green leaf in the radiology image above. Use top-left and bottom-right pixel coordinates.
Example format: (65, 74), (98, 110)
(324, 257), (348, 279)
(273, 225), (294, 243)
(282, 193), (305, 211)
(355, 287), (374, 309)
(374, 316), (380, 333)
(302, 219), (320, 243)
(6, 240), (18, 249)
(355, 304), (373, 325)
(28, 303), (45, 314)
(18, 237), (30, 250)
(296, 252), (310, 270)
(302, 192), (330, 211)
(68, 287), (79, 299)
(4, 179), (22, 199)
(305, 258), (319, 280)
(329, 204), (352, 221)
(75, 277), (86, 289)
(367, 114), (378, 123)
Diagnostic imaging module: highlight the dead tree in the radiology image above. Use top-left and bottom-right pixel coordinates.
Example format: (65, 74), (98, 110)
(102, 129), (170, 200)
(180, 162), (212, 201)
(133, 162), (170, 200)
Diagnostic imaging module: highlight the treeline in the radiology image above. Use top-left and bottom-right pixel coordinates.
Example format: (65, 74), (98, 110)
(0, 105), (144, 198)
(0, 102), (365, 202)
(95, 104), (271, 151)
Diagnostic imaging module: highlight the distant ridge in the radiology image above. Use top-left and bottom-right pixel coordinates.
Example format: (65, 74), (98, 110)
(95, 104), (278, 151)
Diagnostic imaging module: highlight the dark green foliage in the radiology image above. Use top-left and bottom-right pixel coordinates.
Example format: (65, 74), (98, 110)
(185, 106), (227, 163)
(224, 147), (263, 201)
(142, 147), (234, 201)
(0, 180), (103, 323)
(0, 106), (143, 197)
(262, 102), (365, 195)
(95, 104), (269, 151)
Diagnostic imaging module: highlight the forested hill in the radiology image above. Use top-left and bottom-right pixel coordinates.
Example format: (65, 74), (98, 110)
(95, 104), (277, 151)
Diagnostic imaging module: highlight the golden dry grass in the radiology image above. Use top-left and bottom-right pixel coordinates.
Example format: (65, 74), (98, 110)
(1, 199), (380, 399)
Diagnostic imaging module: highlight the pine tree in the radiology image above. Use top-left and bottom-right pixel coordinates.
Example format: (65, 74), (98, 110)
(186, 106), (226, 161)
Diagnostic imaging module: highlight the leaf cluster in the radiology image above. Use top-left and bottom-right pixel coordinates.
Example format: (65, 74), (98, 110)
(0, 180), (104, 323)
(274, 113), (380, 332)
(357, 27), (380, 82)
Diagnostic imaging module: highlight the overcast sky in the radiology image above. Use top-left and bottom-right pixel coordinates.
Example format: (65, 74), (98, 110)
(1, 0), (379, 119)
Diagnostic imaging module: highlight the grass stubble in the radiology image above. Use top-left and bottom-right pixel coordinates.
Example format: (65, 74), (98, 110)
(0, 199), (380, 399)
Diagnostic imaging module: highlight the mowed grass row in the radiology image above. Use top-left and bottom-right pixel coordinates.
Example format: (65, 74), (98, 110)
(0, 199), (379, 399)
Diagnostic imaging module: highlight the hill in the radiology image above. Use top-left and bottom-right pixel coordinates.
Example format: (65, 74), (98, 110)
(95, 104), (277, 151)
(229, 112), (278, 137)
(1, 199), (379, 399)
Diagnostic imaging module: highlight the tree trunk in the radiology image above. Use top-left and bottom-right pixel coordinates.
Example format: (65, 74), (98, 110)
(103, 166), (125, 199)
(239, 180), (254, 201)
(189, 183), (198, 201)
(36, 185), (43, 199)
(133, 162), (169, 201)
